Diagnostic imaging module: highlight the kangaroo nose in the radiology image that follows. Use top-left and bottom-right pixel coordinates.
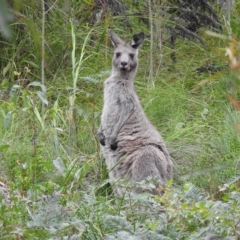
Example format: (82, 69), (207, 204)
(121, 62), (128, 67)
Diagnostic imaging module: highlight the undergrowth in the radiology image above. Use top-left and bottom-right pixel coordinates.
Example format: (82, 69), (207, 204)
(0, 0), (240, 239)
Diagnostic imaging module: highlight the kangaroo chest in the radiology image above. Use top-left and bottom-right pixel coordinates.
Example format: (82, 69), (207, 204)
(101, 79), (135, 135)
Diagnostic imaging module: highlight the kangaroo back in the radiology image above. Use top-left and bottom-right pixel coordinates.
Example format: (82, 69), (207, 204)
(98, 31), (173, 196)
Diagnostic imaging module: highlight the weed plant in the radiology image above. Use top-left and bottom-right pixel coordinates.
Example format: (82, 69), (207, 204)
(0, 0), (240, 239)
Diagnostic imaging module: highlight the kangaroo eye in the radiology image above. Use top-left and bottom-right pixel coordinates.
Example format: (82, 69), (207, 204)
(116, 52), (121, 58)
(129, 53), (134, 59)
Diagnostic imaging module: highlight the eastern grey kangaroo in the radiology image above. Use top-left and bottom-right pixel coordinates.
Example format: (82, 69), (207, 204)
(98, 31), (173, 196)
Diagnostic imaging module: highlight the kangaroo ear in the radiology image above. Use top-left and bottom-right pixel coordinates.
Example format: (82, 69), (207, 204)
(130, 32), (144, 49)
(109, 31), (124, 48)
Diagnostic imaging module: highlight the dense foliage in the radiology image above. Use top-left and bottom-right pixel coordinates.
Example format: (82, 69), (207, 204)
(0, 0), (240, 239)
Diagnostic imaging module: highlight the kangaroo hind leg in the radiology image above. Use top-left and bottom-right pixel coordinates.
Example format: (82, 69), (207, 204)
(130, 145), (171, 194)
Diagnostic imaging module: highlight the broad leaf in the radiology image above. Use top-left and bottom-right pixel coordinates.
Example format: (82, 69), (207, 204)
(4, 111), (12, 129)
(0, 144), (10, 152)
(37, 91), (48, 105)
(28, 81), (46, 93)
(53, 157), (65, 176)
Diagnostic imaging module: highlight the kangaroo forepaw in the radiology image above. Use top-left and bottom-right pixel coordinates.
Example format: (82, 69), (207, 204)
(110, 142), (118, 150)
(99, 138), (106, 146)
(98, 131), (106, 146)
(109, 136), (118, 150)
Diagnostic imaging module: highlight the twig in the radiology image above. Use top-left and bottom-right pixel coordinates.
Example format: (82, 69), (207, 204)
(148, 0), (154, 88)
(41, 0), (45, 115)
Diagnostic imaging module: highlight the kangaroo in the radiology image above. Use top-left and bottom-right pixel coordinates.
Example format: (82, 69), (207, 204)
(98, 31), (173, 196)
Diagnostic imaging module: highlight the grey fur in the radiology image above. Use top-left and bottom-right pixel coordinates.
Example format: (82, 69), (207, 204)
(98, 31), (173, 195)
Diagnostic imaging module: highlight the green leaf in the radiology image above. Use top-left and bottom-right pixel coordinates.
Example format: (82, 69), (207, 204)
(4, 111), (12, 129)
(33, 107), (44, 129)
(196, 202), (205, 209)
(37, 91), (48, 105)
(10, 85), (21, 105)
(24, 60), (40, 69)
(28, 81), (47, 93)
(3, 62), (11, 77)
(222, 195), (229, 202)
(184, 183), (191, 190)
(0, 144), (10, 152)
(74, 162), (90, 182)
(53, 157), (65, 176)
(25, 19), (41, 57)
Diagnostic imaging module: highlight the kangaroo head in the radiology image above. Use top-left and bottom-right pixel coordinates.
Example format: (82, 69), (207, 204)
(110, 31), (144, 73)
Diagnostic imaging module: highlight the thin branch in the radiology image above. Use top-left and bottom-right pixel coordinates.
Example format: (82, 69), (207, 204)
(41, 0), (45, 115)
(148, 0), (154, 88)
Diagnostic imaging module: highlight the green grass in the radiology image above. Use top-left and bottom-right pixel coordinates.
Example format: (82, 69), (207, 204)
(0, 1), (240, 238)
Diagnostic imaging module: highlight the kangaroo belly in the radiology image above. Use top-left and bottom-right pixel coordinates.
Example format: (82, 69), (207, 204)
(118, 107), (162, 144)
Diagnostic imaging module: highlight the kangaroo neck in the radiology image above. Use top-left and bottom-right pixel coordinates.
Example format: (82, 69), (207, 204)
(111, 67), (137, 81)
